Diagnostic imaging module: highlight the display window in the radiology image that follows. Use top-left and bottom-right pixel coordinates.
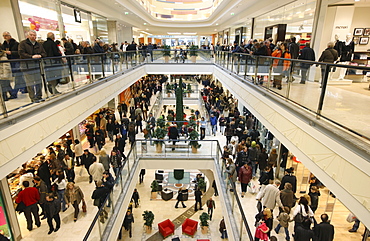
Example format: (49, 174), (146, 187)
(0, 192), (13, 241)
(61, 5), (91, 43)
(253, 0), (316, 44)
(19, 0), (60, 40)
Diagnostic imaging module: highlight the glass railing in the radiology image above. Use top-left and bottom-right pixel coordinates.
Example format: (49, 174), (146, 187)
(83, 139), (254, 241)
(214, 51), (370, 140)
(149, 49), (213, 64)
(83, 143), (138, 241)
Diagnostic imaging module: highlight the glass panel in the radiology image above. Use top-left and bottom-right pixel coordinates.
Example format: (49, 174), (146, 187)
(85, 221), (101, 241)
(69, 55), (91, 87)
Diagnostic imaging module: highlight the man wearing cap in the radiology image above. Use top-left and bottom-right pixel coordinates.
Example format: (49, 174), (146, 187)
(248, 141), (259, 177)
(279, 167), (297, 194)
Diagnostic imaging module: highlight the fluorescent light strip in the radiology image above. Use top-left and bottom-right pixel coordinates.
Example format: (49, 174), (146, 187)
(167, 32), (181, 35)
(183, 32), (197, 35)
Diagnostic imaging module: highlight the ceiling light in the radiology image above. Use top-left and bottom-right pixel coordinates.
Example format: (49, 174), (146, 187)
(183, 32), (197, 35)
(146, 28), (149, 30)
(125, 12), (129, 15)
(216, 23), (219, 25)
(355, 0), (360, 1)
(167, 32), (181, 35)
(144, 23), (147, 25)
(305, 8), (311, 11)
(231, 12), (235, 16)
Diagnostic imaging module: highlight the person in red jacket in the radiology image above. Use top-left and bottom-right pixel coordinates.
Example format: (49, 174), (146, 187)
(15, 181), (41, 231)
(238, 163), (252, 198)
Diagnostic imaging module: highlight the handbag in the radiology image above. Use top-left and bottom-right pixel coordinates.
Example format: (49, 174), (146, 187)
(294, 205), (309, 223)
(15, 201), (26, 214)
(346, 213), (356, 223)
(82, 199), (87, 212)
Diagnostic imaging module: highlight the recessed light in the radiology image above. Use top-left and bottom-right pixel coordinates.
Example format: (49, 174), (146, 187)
(144, 23), (147, 25)
(216, 23), (219, 25)
(125, 12), (129, 15)
(231, 12), (235, 16)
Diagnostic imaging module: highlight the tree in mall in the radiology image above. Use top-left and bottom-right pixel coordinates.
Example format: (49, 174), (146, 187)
(175, 76), (184, 123)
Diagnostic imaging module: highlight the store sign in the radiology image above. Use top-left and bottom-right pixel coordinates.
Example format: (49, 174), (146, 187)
(74, 9), (81, 23)
(335, 25), (348, 29)
(33, 16), (59, 31)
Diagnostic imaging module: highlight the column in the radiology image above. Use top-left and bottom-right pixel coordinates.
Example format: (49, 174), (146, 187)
(143, 34), (148, 44)
(55, 0), (65, 38)
(0, 0), (24, 41)
(119, 26), (133, 43)
(108, 20), (118, 44)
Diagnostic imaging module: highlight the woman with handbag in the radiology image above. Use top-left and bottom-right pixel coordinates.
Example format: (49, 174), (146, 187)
(64, 182), (85, 222)
(293, 196), (314, 231)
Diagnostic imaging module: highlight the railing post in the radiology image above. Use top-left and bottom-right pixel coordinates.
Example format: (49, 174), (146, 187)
(237, 54), (241, 75)
(286, 61), (294, 98)
(231, 53), (234, 73)
(111, 53), (115, 75)
(267, 59), (273, 89)
(0, 85), (8, 118)
(39, 59), (49, 99)
(87, 56), (93, 82)
(244, 55), (248, 80)
(317, 64), (330, 118)
(254, 56), (259, 85)
(66, 57), (75, 90)
(100, 55), (105, 77)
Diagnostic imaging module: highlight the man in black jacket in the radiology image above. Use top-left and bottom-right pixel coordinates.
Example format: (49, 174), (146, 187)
(314, 214), (334, 241)
(2, 31), (24, 97)
(45, 194), (61, 234)
(298, 42), (316, 84)
(91, 180), (109, 223)
(61, 37), (74, 55)
(194, 188), (203, 211)
(43, 32), (62, 95)
(18, 30), (46, 102)
(81, 149), (96, 183)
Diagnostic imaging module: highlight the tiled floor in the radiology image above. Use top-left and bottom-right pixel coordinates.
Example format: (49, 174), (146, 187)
(17, 81), (369, 241)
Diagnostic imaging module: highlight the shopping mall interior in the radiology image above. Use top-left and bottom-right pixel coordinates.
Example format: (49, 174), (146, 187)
(0, 0), (370, 241)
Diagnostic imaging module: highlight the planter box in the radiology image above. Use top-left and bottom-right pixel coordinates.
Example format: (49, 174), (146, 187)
(164, 56), (170, 63)
(191, 56), (197, 63)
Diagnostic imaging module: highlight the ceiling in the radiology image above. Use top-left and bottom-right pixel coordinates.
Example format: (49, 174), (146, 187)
(62, 0), (369, 36)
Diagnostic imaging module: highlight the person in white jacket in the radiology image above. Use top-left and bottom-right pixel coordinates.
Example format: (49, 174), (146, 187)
(258, 179), (284, 214)
(71, 139), (83, 166)
(89, 158), (105, 186)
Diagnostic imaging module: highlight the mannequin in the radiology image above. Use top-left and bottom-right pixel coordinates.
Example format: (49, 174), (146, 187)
(338, 33), (355, 79)
(333, 34), (343, 57)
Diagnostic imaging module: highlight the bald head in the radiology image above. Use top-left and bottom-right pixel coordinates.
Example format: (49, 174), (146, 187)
(2, 32), (11, 42)
(47, 32), (55, 40)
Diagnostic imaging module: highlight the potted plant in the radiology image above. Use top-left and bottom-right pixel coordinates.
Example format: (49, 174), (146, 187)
(150, 180), (159, 199)
(188, 129), (201, 153)
(153, 118), (167, 152)
(163, 45), (171, 63)
(197, 177), (206, 193)
(142, 210), (155, 233)
(166, 83), (173, 97)
(189, 45), (198, 63)
(186, 83), (192, 97)
(199, 212), (210, 234)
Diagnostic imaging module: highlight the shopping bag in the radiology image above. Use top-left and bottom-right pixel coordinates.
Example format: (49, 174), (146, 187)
(82, 200), (87, 212)
(346, 213), (356, 223)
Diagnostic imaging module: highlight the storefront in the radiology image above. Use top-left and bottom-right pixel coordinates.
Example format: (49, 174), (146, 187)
(18, 0), (108, 44)
(253, 0), (316, 45)
(0, 192), (13, 241)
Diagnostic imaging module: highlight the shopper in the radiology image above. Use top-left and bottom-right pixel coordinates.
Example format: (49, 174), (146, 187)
(98, 149), (110, 172)
(314, 213), (334, 241)
(63, 154), (75, 183)
(258, 180), (284, 214)
(42, 32), (62, 95)
(308, 186), (320, 213)
(206, 197), (216, 220)
(280, 183), (295, 209)
(271, 42), (291, 90)
(44, 194), (61, 234)
(123, 211), (134, 238)
(318, 42), (338, 84)
(18, 30), (46, 102)
(131, 189), (140, 208)
(102, 171), (115, 207)
(110, 149), (123, 178)
(50, 173), (67, 212)
(293, 219), (314, 241)
(298, 42), (315, 84)
(194, 188), (203, 211)
(81, 149), (96, 183)
(15, 181), (41, 231)
(280, 167), (297, 194)
(33, 176), (47, 220)
(200, 117), (207, 140)
(139, 169), (145, 184)
(275, 206), (292, 241)
(175, 188), (187, 208)
(91, 180), (109, 223)
(71, 139), (83, 166)
(238, 163), (252, 198)
(293, 196), (314, 230)
(89, 157), (105, 186)
(255, 208), (273, 240)
(219, 217), (228, 239)
(64, 182), (85, 222)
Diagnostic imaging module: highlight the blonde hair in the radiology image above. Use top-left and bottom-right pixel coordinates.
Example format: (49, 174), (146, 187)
(100, 148), (107, 156)
(263, 208), (272, 219)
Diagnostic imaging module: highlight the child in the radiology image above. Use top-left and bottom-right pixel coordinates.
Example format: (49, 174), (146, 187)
(308, 186), (320, 213)
(132, 189), (140, 208)
(275, 206), (292, 241)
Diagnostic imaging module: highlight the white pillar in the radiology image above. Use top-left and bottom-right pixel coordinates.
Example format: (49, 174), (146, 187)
(108, 20), (118, 43)
(0, 0), (23, 41)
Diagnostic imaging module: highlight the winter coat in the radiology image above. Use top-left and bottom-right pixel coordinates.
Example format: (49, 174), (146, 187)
(99, 154), (110, 171)
(272, 49), (291, 71)
(260, 184), (283, 210)
(1, 38), (20, 59)
(225, 163), (237, 182)
(45, 199), (61, 217)
(0, 53), (11, 80)
(18, 38), (46, 59)
(89, 162), (105, 182)
(91, 186), (109, 208)
(318, 48), (338, 64)
(280, 188), (295, 208)
(64, 185), (84, 205)
(280, 174), (297, 193)
(277, 212), (292, 228)
(238, 165), (252, 184)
